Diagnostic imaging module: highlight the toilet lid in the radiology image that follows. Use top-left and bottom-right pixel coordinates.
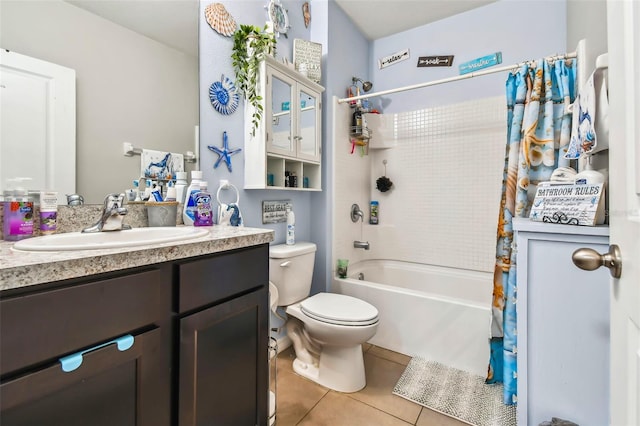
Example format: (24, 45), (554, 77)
(300, 293), (379, 326)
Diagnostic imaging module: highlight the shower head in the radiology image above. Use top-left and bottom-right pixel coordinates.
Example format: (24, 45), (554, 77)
(352, 76), (373, 92)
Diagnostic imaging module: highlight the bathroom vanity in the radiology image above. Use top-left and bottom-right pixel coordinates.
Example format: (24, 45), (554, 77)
(514, 218), (609, 426)
(0, 227), (273, 426)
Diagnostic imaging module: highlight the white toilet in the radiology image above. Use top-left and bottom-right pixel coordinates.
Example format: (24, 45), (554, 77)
(269, 242), (379, 393)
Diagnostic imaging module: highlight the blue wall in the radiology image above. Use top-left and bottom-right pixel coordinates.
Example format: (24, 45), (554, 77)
(199, 0), (567, 294)
(199, 0), (314, 244)
(370, 0), (567, 113)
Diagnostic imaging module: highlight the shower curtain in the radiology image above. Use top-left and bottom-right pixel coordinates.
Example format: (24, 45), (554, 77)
(487, 58), (577, 405)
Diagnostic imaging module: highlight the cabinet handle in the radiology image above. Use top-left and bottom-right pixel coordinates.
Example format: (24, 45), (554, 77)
(59, 334), (135, 373)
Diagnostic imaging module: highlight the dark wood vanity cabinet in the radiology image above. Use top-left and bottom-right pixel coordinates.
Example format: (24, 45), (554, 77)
(177, 245), (269, 426)
(0, 266), (173, 426)
(0, 244), (270, 426)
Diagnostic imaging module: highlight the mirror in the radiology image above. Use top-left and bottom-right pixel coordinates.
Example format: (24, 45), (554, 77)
(271, 75), (293, 152)
(0, 0), (199, 204)
(299, 90), (317, 158)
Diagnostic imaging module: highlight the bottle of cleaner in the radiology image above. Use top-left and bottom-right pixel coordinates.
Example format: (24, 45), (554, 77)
(286, 205), (295, 245)
(3, 184), (34, 241)
(193, 182), (213, 226)
(175, 171), (188, 205)
(182, 171), (204, 225)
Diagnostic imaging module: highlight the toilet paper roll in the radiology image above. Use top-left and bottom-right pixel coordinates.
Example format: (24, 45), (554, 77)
(268, 281), (279, 313)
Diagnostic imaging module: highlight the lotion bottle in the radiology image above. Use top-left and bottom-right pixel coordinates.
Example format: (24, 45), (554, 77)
(286, 205), (295, 245)
(39, 191), (58, 235)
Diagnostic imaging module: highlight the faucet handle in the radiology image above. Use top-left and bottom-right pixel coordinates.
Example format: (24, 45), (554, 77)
(103, 193), (125, 208)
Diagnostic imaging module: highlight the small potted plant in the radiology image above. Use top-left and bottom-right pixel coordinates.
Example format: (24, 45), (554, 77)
(231, 24), (276, 136)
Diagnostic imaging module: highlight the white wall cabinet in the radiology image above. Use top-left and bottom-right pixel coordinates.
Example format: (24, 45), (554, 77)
(514, 218), (609, 426)
(244, 55), (324, 191)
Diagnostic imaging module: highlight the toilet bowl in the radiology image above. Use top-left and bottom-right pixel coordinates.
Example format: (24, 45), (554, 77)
(269, 242), (379, 393)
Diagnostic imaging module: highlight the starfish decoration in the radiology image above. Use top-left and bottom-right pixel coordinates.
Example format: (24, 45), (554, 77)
(207, 131), (241, 172)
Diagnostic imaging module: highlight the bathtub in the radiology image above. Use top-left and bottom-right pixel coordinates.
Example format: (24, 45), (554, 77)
(332, 259), (493, 377)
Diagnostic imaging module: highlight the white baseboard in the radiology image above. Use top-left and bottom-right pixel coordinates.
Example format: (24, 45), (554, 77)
(275, 335), (291, 354)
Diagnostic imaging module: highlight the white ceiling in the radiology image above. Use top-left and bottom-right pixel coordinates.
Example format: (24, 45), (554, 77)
(65, 0), (199, 57)
(65, 0), (496, 57)
(334, 0), (498, 40)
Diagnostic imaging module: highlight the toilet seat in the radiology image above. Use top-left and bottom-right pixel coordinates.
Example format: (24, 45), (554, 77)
(300, 293), (379, 326)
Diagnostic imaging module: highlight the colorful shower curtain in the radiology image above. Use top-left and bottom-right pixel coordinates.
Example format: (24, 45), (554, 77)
(487, 58), (577, 405)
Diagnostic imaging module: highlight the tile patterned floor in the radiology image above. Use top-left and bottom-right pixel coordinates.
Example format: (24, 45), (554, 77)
(275, 344), (468, 426)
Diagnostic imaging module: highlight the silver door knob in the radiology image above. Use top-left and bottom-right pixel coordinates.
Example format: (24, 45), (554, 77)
(572, 244), (622, 279)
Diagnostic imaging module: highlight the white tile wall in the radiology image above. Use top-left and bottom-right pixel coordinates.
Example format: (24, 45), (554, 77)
(333, 96), (506, 274)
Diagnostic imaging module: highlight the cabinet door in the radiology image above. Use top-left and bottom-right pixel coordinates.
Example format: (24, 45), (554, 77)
(179, 287), (268, 426)
(296, 86), (321, 162)
(0, 328), (166, 426)
(266, 67), (295, 157)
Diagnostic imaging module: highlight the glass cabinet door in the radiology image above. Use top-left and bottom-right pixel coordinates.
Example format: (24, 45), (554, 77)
(296, 88), (320, 162)
(266, 70), (295, 156)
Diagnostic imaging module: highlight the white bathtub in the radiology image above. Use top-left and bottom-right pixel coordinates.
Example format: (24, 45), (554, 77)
(332, 259), (493, 377)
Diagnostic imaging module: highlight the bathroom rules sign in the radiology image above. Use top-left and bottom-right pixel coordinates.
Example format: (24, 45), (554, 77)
(529, 183), (605, 226)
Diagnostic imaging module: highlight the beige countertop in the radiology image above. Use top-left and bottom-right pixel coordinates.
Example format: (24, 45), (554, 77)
(0, 226), (274, 291)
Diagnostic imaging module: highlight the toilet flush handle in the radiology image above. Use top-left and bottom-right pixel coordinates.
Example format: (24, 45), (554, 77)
(280, 261), (291, 267)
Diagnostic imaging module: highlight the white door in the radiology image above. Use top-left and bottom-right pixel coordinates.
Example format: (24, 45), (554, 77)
(0, 49), (75, 200)
(607, 1), (640, 425)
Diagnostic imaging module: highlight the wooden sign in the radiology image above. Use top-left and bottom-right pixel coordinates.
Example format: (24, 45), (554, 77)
(378, 48), (410, 69)
(459, 52), (502, 75)
(262, 200), (291, 224)
(293, 39), (322, 83)
(417, 55), (454, 67)
(529, 183), (605, 226)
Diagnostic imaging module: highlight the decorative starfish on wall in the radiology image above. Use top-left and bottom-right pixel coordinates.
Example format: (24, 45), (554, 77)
(207, 131), (241, 172)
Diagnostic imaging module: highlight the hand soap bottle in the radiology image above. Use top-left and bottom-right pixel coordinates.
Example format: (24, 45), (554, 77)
(3, 184), (34, 241)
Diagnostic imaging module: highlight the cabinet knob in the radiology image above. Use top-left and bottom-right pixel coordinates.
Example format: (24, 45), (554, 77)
(572, 244), (622, 279)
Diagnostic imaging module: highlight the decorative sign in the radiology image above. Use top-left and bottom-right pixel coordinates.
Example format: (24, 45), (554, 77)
(417, 55), (454, 67)
(459, 52), (502, 75)
(529, 183), (605, 226)
(378, 48), (410, 69)
(293, 39), (322, 83)
(262, 200), (292, 224)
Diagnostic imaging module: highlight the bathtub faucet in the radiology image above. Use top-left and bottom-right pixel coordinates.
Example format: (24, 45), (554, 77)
(353, 240), (370, 250)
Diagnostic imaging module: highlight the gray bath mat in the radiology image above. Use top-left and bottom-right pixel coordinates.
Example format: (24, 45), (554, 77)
(392, 358), (516, 426)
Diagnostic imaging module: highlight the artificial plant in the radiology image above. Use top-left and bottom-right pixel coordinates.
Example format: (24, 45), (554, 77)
(231, 24), (276, 136)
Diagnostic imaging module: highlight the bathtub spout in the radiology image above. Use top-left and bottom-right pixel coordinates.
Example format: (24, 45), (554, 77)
(354, 240), (370, 250)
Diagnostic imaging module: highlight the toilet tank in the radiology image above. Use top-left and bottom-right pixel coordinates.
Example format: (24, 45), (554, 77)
(269, 242), (317, 306)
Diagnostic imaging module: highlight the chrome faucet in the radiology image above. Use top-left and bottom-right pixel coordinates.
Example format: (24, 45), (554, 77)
(82, 193), (131, 233)
(351, 204), (364, 222)
(353, 240), (370, 250)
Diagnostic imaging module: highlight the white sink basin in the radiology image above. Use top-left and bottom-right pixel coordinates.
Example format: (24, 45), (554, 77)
(13, 227), (210, 252)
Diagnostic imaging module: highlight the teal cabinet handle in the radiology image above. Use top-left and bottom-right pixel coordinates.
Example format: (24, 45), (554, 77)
(59, 334), (134, 373)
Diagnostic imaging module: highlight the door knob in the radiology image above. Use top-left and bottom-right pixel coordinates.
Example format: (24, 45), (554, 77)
(572, 244), (622, 278)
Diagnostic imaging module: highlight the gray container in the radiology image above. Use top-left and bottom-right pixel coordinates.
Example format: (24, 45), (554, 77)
(145, 201), (179, 227)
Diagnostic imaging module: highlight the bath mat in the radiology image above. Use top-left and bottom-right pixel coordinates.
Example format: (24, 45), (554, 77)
(392, 358), (516, 426)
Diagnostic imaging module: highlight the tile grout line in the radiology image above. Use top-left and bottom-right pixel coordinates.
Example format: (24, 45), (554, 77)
(294, 389), (331, 426)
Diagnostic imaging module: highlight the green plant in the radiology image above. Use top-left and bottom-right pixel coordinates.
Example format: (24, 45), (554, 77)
(231, 24), (276, 136)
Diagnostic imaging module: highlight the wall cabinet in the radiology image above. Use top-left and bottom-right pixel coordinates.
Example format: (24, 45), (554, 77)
(514, 219), (609, 426)
(0, 245), (269, 426)
(244, 55), (324, 191)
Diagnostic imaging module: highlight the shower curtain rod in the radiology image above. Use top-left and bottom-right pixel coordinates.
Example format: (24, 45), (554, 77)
(336, 51), (577, 104)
